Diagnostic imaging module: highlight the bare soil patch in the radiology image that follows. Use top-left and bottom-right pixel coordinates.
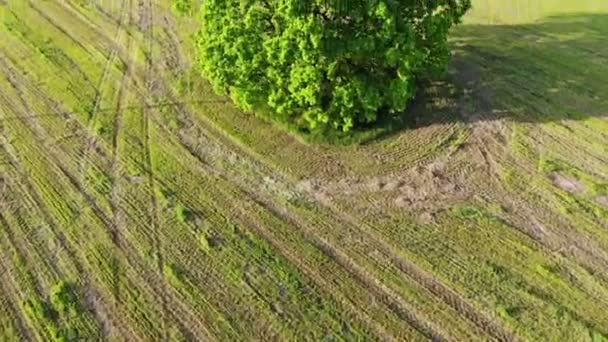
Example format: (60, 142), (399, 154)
(596, 196), (608, 208)
(549, 172), (586, 194)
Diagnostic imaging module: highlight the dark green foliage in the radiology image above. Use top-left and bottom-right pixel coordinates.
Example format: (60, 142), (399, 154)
(23, 299), (62, 341)
(165, 263), (186, 286)
(197, 0), (470, 134)
(175, 203), (192, 223)
(50, 281), (79, 316)
(23, 282), (85, 342)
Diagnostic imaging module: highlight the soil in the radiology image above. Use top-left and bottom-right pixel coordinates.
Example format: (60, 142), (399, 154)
(550, 172), (586, 194)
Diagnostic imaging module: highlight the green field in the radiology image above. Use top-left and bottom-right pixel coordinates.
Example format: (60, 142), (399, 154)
(0, 0), (607, 341)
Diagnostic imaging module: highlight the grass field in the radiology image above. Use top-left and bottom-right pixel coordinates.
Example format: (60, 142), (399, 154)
(0, 0), (607, 341)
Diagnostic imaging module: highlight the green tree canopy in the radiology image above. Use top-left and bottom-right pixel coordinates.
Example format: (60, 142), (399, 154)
(197, 0), (471, 134)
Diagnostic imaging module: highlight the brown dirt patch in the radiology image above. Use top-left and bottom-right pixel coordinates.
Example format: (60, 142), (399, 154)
(595, 196), (608, 208)
(550, 173), (586, 194)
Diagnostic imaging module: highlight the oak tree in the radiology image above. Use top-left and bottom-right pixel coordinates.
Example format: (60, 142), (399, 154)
(197, 0), (471, 133)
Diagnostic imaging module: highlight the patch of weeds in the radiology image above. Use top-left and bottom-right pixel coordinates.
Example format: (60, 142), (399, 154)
(22, 298), (62, 341)
(525, 286), (553, 303)
(175, 203), (192, 223)
(198, 231), (211, 252)
(146, 249), (161, 266)
(591, 331), (608, 342)
(165, 263), (186, 287)
(450, 130), (469, 150)
(497, 304), (522, 320)
(156, 187), (176, 208)
(561, 193), (608, 220)
(538, 156), (569, 174)
(93, 121), (108, 137)
(452, 205), (484, 221)
(435, 129), (468, 153)
(535, 264), (560, 279)
(500, 167), (519, 186)
(50, 281), (79, 317)
(540, 157), (605, 197)
(126, 160), (144, 177)
(79, 102), (96, 122)
(206, 231), (224, 250)
(168, 325), (188, 342)
(74, 0), (93, 8)
(591, 183), (608, 196)
(286, 192), (314, 209)
(546, 304), (608, 342)
(485, 262), (509, 279)
(171, 0), (192, 16)
(85, 166), (112, 196)
(116, 60), (128, 74)
(173, 70), (195, 96)
(159, 105), (182, 131)
(23, 281), (93, 341)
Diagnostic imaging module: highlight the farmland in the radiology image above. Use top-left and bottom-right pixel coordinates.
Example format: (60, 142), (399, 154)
(0, 0), (607, 341)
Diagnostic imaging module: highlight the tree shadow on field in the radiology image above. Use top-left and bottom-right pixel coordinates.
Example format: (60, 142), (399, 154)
(371, 12), (608, 142)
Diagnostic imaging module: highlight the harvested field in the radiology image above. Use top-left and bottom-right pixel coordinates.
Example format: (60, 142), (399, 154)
(0, 0), (607, 341)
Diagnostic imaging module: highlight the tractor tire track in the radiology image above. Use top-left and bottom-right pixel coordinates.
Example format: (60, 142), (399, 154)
(137, 51), (497, 338)
(79, 0), (129, 194)
(2, 49), (209, 340)
(2, 40), (222, 339)
(140, 0), (171, 339)
(327, 203), (518, 342)
(173, 98), (516, 341)
(26, 1), (94, 57)
(3, 8), (98, 109)
(38, 4), (486, 334)
(140, 121), (407, 340)
(146, 75), (512, 341)
(107, 0), (135, 317)
(0, 89), (127, 340)
(87, 0), (128, 126)
(2, 4), (217, 340)
(1, 87), (204, 340)
(127, 24), (455, 337)
(0, 176), (69, 290)
(1, 53), (177, 339)
(117, 22), (400, 340)
(146, 110), (446, 340)
(0, 213), (37, 341)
